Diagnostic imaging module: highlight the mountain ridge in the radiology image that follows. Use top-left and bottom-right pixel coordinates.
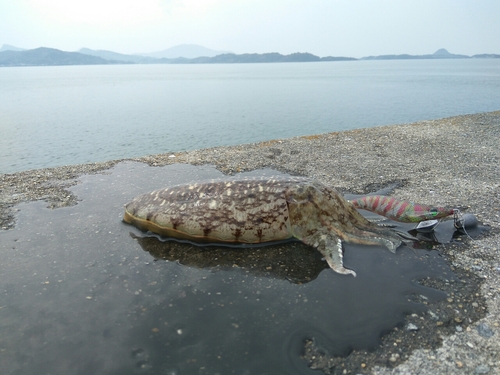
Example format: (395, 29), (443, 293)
(0, 47), (113, 66)
(78, 48), (157, 63)
(1, 46), (499, 67)
(0, 44), (26, 52)
(361, 48), (471, 60)
(135, 44), (232, 59)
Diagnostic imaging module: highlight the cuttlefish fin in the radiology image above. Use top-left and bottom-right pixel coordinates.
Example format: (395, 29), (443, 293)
(302, 232), (357, 277)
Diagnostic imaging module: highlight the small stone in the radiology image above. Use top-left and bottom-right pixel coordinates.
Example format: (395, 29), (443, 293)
(456, 361), (463, 368)
(436, 321), (444, 326)
(477, 323), (494, 338)
(406, 323), (419, 331)
(472, 302), (479, 308)
(389, 354), (400, 363)
(429, 310), (439, 320)
(456, 326), (463, 332)
(474, 364), (490, 374)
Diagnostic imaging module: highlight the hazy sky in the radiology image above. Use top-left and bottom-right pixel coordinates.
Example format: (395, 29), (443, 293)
(1, 0), (499, 57)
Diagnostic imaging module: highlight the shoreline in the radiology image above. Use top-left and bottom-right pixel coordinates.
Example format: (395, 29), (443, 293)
(1, 111), (499, 374)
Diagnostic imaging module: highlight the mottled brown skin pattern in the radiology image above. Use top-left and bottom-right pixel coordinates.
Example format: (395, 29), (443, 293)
(123, 177), (404, 276)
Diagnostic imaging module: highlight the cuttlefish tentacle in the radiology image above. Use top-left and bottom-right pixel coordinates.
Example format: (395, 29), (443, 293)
(123, 176), (410, 276)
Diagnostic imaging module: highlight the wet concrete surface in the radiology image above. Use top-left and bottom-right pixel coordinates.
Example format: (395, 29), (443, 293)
(0, 162), (486, 374)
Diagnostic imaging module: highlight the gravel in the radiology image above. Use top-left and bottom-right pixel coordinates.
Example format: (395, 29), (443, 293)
(1, 110), (499, 374)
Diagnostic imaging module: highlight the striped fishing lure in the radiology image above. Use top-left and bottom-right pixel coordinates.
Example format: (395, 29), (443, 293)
(349, 195), (455, 223)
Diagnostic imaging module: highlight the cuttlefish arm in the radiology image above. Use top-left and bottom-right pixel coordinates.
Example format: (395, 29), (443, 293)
(300, 231), (356, 276)
(286, 182), (405, 277)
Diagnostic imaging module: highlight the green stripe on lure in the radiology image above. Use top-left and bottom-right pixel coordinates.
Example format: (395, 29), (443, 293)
(349, 195), (455, 223)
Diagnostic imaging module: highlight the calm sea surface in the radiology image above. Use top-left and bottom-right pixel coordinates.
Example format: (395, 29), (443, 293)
(1, 59), (499, 174)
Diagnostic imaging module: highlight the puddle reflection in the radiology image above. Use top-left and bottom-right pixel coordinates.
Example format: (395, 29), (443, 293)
(0, 162), (472, 374)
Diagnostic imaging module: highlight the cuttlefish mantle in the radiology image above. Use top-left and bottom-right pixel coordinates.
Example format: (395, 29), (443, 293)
(123, 176), (406, 276)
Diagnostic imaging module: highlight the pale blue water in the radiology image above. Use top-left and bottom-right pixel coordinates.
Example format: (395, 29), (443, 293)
(1, 59), (499, 174)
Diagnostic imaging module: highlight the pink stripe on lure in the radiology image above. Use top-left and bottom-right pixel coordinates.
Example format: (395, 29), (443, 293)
(349, 195), (455, 223)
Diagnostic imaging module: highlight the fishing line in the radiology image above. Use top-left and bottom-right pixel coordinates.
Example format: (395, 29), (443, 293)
(453, 209), (474, 240)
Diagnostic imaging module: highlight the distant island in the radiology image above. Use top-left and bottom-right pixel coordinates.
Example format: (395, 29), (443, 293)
(0, 46), (356, 67)
(361, 48), (471, 60)
(0, 47), (112, 66)
(136, 44), (232, 59)
(0, 44), (498, 67)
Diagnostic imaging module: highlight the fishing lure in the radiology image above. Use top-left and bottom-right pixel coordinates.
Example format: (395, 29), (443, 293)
(349, 195), (455, 223)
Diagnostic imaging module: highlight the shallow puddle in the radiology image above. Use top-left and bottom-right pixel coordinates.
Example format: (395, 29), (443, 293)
(0, 162), (471, 374)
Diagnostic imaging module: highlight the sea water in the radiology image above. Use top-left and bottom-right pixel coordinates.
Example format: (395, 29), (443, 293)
(1, 59), (499, 174)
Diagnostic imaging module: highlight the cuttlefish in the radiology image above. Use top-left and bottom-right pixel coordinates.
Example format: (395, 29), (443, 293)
(123, 176), (417, 276)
